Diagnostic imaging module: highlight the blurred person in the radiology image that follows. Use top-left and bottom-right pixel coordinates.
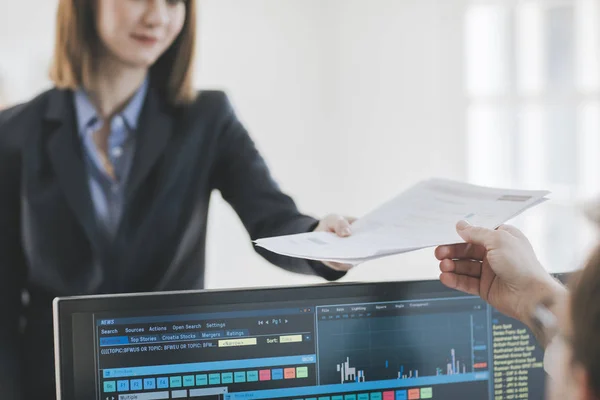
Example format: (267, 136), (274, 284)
(435, 217), (600, 400)
(0, 73), (6, 110)
(0, 0), (355, 398)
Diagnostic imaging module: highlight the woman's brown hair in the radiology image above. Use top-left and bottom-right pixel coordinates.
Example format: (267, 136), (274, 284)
(49, 0), (197, 105)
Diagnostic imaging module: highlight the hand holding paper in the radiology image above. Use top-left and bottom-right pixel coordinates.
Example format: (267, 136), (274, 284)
(313, 214), (357, 271)
(254, 179), (550, 265)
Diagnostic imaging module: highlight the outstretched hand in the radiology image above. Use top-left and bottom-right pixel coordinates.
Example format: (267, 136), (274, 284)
(314, 214), (356, 272)
(435, 220), (563, 324)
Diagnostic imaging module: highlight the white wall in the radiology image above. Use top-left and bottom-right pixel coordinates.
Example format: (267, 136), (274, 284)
(197, 0), (338, 288)
(0, 0), (470, 289)
(197, 0), (469, 288)
(0, 1), (56, 104)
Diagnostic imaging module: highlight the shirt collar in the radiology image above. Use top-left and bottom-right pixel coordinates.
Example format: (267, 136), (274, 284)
(74, 77), (149, 136)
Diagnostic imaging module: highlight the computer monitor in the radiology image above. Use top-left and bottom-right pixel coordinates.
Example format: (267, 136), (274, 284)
(54, 275), (570, 400)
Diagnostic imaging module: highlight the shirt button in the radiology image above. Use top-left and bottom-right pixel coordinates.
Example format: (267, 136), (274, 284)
(113, 115), (124, 130)
(111, 146), (123, 158)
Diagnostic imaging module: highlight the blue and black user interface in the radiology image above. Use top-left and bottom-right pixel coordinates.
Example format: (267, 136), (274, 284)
(94, 295), (545, 400)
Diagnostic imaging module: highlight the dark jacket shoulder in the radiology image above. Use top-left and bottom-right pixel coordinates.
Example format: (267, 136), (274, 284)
(193, 90), (230, 113)
(0, 89), (56, 153)
(175, 90), (235, 130)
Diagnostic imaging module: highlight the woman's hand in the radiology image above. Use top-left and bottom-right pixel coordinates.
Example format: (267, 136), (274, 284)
(435, 220), (565, 325)
(314, 214), (356, 272)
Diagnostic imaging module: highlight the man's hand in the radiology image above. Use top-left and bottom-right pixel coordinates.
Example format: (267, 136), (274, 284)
(314, 214), (356, 272)
(435, 220), (565, 326)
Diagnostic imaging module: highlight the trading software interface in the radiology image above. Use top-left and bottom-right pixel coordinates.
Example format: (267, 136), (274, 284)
(93, 294), (545, 400)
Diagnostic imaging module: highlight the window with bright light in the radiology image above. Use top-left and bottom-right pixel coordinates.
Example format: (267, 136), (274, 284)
(465, 0), (600, 271)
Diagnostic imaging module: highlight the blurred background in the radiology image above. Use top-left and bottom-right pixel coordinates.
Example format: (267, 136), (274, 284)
(0, 0), (598, 288)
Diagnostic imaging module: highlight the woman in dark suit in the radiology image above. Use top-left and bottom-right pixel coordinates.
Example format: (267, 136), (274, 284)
(0, 1), (354, 398)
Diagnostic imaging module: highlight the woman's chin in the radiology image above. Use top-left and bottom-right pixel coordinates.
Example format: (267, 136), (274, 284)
(119, 56), (157, 71)
(111, 49), (161, 71)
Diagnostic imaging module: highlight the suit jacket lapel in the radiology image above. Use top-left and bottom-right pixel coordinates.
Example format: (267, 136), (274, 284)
(44, 89), (104, 251)
(125, 89), (173, 200)
(106, 89), (174, 290)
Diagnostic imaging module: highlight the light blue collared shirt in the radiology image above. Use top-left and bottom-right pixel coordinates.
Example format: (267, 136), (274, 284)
(74, 79), (148, 240)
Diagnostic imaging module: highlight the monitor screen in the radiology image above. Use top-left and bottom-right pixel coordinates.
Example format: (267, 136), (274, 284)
(55, 278), (561, 400)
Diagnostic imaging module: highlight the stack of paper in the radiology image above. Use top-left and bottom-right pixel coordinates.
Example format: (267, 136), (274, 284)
(254, 179), (549, 265)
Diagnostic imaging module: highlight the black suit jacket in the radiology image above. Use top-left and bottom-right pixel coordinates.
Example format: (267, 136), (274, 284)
(0, 87), (344, 399)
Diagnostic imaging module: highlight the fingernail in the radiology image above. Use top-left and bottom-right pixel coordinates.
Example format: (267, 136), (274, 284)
(457, 220), (471, 230)
(343, 227), (352, 236)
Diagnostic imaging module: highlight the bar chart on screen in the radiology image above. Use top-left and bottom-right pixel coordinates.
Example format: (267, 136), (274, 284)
(333, 346), (477, 384)
(316, 297), (490, 386)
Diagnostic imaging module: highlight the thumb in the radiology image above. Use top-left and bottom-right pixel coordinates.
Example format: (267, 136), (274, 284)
(456, 220), (495, 248)
(497, 224), (527, 239)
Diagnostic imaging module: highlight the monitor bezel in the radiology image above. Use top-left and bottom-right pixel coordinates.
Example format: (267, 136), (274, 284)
(53, 273), (572, 400)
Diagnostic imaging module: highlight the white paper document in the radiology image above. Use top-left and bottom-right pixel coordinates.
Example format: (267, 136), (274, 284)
(254, 179), (550, 265)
